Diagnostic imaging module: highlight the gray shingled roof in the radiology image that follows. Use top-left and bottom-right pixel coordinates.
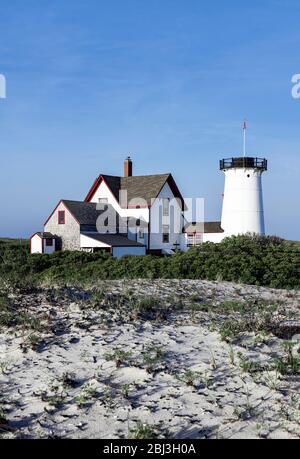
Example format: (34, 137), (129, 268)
(81, 232), (146, 247)
(36, 232), (55, 238)
(102, 174), (170, 206)
(62, 200), (117, 226)
(86, 173), (185, 207)
(184, 222), (224, 234)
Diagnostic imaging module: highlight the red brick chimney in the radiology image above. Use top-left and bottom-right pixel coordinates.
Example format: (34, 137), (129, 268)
(124, 156), (133, 177)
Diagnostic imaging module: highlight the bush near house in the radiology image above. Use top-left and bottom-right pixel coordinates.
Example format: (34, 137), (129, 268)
(0, 235), (299, 290)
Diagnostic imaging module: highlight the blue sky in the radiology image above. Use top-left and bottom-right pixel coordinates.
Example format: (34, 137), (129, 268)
(0, 0), (299, 240)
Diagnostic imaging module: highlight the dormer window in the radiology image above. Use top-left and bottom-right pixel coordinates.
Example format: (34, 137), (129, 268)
(58, 211), (65, 224)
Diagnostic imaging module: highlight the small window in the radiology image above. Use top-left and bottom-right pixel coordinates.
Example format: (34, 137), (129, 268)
(187, 233), (202, 247)
(187, 234), (194, 246)
(162, 224), (169, 243)
(45, 238), (53, 246)
(58, 210), (65, 224)
(136, 219), (141, 227)
(163, 198), (169, 217)
(98, 198), (108, 204)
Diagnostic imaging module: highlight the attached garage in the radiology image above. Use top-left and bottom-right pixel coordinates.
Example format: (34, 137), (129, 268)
(80, 232), (146, 258)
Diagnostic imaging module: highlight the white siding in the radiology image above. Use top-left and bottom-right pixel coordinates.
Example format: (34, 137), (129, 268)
(150, 182), (183, 251)
(31, 234), (42, 254)
(90, 180), (150, 221)
(89, 180), (149, 246)
(181, 232), (225, 247)
(184, 232), (203, 248)
(181, 232), (226, 245)
(203, 233), (225, 243)
(80, 234), (146, 257)
(80, 234), (111, 249)
(43, 239), (56, 254)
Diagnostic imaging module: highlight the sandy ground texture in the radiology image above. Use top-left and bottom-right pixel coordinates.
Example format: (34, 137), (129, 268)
(0, 279), (300, 439)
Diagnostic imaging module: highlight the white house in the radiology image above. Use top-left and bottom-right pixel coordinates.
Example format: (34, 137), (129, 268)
(40, 197), (146, 258)
(31, 158), (190, 256)
(33, 156), (264, 257)
(83, 158), (187, 255)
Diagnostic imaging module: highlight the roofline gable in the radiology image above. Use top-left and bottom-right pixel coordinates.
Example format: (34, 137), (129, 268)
(44, 200), (80, 227)
(84, 173), (185, 209)
(166, 174), (185, 210)
(30, 232), (42, 240)
(84, 175), (103, 203)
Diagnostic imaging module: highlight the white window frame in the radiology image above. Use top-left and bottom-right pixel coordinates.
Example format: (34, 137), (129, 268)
(187, 233), (202, 246)
(163, 198), (170, 217)
(162, 224), (170, 243)
(138, 228), (144, 239)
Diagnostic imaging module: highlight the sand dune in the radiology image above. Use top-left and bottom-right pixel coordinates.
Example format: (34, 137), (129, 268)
(0, 280), (299, 439)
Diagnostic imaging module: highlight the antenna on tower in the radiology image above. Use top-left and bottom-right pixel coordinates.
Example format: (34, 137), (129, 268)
(243, 120), (247, 157)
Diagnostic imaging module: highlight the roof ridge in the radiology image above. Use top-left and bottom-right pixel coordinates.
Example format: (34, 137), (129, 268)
(101, 174), (121, 178)
(84, 172), (182, 206)
(190, 220), (222, 224)
(121, 173), (170, 178)
(62, 199), (96, 204)
(100, 173), (170, 179)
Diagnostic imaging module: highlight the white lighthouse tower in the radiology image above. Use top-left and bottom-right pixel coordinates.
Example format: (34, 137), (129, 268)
(220, 124), (267, 237)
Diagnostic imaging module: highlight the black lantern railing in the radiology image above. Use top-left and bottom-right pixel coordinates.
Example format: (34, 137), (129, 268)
(220, 157), (267, 171)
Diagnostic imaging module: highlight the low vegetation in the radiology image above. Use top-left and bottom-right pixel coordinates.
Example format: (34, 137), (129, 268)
(129, 422), (159, 439)
(105, 349), (132, 368)
(76, 383), (98, 408)
(0, 276), (299, 439)
(142, 345), (166, 373)
(176, 369), (203, 387)
(0, 235), (298, 290)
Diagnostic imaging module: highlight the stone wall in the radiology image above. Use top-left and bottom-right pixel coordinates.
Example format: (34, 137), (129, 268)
(44, 202), (80, 251)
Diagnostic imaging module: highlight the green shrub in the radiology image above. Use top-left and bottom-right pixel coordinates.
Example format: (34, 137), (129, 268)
(0, 235), (299, 289)
(129, 423), (158, 439)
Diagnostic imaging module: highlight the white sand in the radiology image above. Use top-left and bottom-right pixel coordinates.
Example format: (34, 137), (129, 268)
(0, 280), (299, 439)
